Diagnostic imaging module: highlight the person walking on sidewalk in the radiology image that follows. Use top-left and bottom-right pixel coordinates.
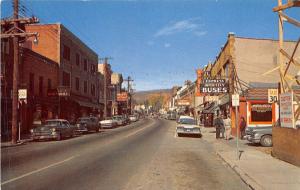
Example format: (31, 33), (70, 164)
(214, 114), (223, 139)
(223, 115), (232, 140)
(239, 116), (246, 140)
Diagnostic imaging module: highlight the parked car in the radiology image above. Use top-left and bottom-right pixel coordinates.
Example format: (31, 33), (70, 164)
(100, 117), (118, 129)
(113, 115), (127, 126)
(76, 116), (100, 133)
(129, 115), (138, 122)
(176, 116), (201, 137)
(30, 119), (75, 141)
(245, 126), (273, 147)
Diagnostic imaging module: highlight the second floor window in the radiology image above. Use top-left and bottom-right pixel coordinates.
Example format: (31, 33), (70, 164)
(63, 45), (70, 61)
(48, 79), (52, 90)
(29, 73), (34, 94)
(84, 81), (87, 93)
(62, 71), (70, 87)
(91, 84), (95, 96)
(39, 76), (44, 96)
(76, 77), (80, 91)
(84, 59), (87, 71)
(76, 53), (80, 66)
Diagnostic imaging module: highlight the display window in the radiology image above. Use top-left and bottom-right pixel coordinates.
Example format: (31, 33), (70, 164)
(248, 101), (275, 124)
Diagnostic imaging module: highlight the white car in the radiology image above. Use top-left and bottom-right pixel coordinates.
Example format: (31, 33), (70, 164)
(100, 118), (118, 129)
(129, 115), (138, 122)
(176, 116), (201, 137)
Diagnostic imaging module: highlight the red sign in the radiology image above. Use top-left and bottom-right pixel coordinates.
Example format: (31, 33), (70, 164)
(117, 92), (128, 102)
(47, 89), (58, 97)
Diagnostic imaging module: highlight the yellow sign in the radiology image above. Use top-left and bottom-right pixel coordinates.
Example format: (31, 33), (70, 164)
(268, 89), (278, 103)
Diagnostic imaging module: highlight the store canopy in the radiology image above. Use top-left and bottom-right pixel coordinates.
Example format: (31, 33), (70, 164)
(202, 102), (219, 114)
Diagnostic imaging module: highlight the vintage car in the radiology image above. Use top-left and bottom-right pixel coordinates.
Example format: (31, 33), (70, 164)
(245, 126), (273, 147)
(112, 115), (127, 126)
(30, 119), (75, 141)
(176, 116), (201, 137)
(129, 115), (138, 122)
(76, 116), (100, 133)
(100, 117), (118, 129)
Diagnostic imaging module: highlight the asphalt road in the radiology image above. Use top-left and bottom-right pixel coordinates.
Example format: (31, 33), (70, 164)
(1, 118), (249, 190)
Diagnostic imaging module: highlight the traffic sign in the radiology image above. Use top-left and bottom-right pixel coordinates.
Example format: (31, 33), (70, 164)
(232, 94), (239, 107)
(268, 89), (278, 103)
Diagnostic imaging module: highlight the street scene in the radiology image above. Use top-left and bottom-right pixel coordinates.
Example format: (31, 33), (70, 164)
(1, 0), (300, 190)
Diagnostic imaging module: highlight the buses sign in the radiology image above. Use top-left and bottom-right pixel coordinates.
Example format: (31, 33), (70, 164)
(200, 79), (228, 94)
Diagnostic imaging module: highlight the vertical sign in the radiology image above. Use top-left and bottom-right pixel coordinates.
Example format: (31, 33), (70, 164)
(280, 92), (294, 128)
(232, 94), (239, 107)
(268, 89), (278, 103)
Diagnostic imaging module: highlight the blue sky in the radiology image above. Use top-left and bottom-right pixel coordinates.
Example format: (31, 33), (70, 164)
(1, 0), (299, 91)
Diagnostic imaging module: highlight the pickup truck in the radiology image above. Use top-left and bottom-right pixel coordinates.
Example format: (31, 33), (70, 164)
(245, 126), (272, 147)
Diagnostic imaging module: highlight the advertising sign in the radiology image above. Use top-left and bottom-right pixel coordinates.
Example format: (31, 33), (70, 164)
(117, 92), (128, 102)
(280, 92), (294, 128)
(232, 94), (239, 107)
(200, 79), (228, 94)
(204, 96), (219, 102)
(57, 86), (70, 97)
(268, 89), (278, 103)
(177, 99), (190, 106)
(18, 89), (27, 99)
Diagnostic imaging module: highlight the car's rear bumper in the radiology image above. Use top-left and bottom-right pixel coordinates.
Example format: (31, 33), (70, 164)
(176, 128), (201, 135)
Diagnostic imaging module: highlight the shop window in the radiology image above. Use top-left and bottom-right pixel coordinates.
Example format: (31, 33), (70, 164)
(29, 73), (34, 94)
(76, 77), (80, 91)
(250, 103), (272, 122)
(84, 81), (87, 93)
(63, 45), (70, 61)
(39, 76), (44, 96)
(62, 71), (70, 87)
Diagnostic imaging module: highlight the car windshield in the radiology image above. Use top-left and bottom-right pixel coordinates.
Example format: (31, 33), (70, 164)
(179, 118), (196, 125)
(78, 118), (89, 122)
(44, 121), (60, 126)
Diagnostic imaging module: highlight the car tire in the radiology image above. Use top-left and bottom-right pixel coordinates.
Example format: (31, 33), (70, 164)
(260, 135), (272, 147)
(177, 133), (181, 137)
(56, 133), (62, 141)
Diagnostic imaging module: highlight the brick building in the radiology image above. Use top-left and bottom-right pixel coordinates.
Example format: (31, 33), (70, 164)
(98, 63), (113, 117)
(1, 41), (59, 140)
(25, 24), (101, 122)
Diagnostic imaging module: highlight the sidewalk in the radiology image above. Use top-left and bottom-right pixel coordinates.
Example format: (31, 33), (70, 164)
(1, 133), (32, 148)
(202, 127), (300, 190)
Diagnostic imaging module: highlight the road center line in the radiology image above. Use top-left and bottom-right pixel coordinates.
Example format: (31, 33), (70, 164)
(1, 156), (76, 185)
(123, 121), (156, 139)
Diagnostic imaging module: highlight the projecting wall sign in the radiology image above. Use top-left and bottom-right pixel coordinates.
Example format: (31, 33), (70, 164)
(200, 79), (229, 94)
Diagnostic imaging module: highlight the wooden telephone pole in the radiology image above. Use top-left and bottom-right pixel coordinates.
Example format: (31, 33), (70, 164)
(124, 76), (133, 115)
(273, 0), (300, 122)
(1, 0), (38, 144)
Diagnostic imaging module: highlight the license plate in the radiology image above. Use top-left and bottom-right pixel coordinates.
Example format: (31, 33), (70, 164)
(186, 129), (191, 132)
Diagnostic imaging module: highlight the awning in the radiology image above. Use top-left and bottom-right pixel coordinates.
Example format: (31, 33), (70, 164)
(71, 98), (100, 109)
(202, 102), (219, 114)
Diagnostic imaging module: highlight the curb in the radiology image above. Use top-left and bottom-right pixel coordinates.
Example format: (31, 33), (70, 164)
(1, 139), (32, 148)
(216, 151), (263, 190)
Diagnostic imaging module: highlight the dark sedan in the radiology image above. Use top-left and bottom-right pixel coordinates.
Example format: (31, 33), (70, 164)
(30, 119), (75, 141)
(76, 117), (100, 133)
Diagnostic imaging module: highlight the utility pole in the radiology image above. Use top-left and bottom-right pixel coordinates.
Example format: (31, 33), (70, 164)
(124, 76), (133, 115)
(1, 0), (38, 144)
(99, 57), (112, 118)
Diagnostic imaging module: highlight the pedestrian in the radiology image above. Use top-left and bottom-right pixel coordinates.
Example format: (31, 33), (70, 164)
(214, 114), (223, 139)
(223, 115), (232, 140)
(239, 117), (246, 140)
(220, 115), (225, 139)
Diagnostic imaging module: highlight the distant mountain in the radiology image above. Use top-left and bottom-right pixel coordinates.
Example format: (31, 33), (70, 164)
(133, 89), (172, 105)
